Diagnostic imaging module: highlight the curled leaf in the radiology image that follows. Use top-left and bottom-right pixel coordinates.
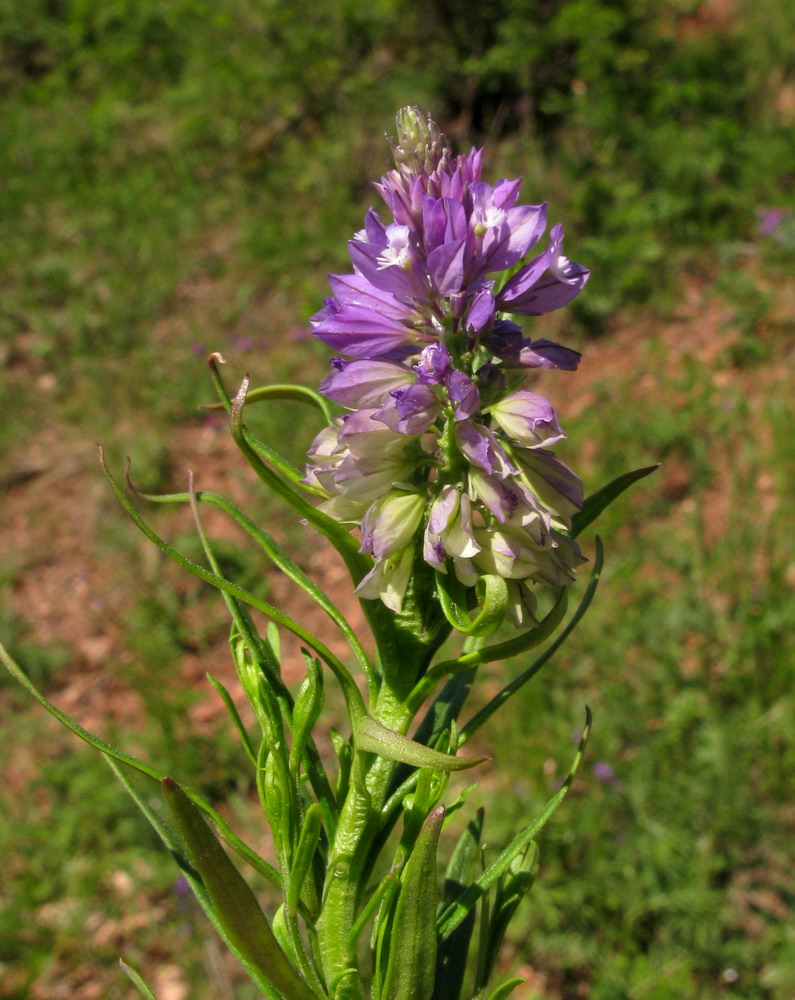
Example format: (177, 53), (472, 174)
(435, 572), (507, 638)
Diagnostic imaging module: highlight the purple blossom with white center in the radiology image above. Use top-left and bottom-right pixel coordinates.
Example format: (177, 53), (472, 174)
(305, 108), (590, 619)
(414, 342), (451, 384)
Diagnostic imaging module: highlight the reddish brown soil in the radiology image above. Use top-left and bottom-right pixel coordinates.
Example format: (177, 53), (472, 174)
(1, 259), (793, 999)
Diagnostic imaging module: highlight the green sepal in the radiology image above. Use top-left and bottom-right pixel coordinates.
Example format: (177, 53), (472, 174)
(161, 777), (319, 1000)
(438, 707), (593, 939)
(119, 960), (159, 999)
(486, 977), (526, 1000)
(433, 809), (484, 1000)
(571, 464), (658, 538)
(356, 715), (486, 772)
(291, 654), (325, 774)
(381, 806), (445, 1000)
(435, 571), (508, 638)
(287, 803), (323, 917)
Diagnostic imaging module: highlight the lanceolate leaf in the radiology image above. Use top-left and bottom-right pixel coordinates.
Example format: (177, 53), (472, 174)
(487, 978), (527, 1000)
(381, 806), (445, 1000)
(107, 760), (284, 1000)
(571, 464), (658, 538)
(356, 715), (486, 772)
(162, 778), (319, 1000)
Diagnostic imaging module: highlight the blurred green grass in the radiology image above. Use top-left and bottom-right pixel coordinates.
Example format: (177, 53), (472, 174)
(1, 1), (794, 997)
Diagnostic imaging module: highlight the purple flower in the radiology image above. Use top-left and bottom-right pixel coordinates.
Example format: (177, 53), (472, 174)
(319, 358), (414, 409)
(488, 391), (567, 449)
(498, 224), (589, 316)
(446, 370), (479, 420)
(593, 762), (618, 786)
(373, 382), (441, 435)
(304, 108), (589, 619)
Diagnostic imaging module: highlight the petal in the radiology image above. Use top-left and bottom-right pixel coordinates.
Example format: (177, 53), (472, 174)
(373, 383), (441, 435)
(319, 359), (414, 408)
(427, 238), (466, 296)
(312, 303), (415, 358)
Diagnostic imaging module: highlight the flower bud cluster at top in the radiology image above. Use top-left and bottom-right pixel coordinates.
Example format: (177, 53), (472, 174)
(305, 108), (589, 623)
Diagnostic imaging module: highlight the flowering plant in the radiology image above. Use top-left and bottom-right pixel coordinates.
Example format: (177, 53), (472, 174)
(1, 109), (654, 999)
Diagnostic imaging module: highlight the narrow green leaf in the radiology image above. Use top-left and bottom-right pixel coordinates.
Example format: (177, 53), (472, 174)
(408, 589), (569, 715)
(100, 450), (367, 726)
(438, 708), (592, 940)
(0, 640), (280, 888)
(571, 464), (658, 537)
(162, 777), (319, 1000)
(433, 809), (484, 1000)
(128, 474), (374, 686)
(207, 671), (257, 765)
(382, 806), (445, 1000)
(290, 655), (325, 773)
(487, 977), (526, 1000)
(356, 716), (486, 772)
(347, 865), (403, 956)
(287, 803), (323, 917)
(476, 843), (539, 992)
(241, 383), (334, 424)
(119, 960), (159, 999)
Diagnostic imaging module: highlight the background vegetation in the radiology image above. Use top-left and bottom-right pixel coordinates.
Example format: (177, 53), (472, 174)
(1, 1), (794, 997)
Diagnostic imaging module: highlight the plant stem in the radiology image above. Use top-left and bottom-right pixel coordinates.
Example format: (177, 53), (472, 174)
(316, 682), (414, 999)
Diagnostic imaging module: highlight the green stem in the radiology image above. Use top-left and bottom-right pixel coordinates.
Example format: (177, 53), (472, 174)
(316, 682), (414, 997)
